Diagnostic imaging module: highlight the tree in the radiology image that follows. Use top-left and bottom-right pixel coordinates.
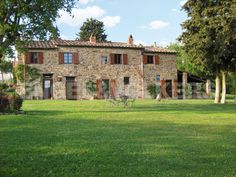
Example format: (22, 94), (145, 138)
(168, 43), (212, 77)
(0, 59), (12, 82)
(76, 18), (107, 42)
(0, 0), (77, 61)
(179, 0), (236, 104)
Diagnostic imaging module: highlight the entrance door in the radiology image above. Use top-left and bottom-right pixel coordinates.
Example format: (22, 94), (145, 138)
(43, 74), (53, 99)
(166, 80), (172, 98)
(66, 77), (77, 100)
(101, 79), (110, 98)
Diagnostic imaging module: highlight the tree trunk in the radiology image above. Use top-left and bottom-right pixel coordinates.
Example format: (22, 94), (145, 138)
(220, 71), (226, 104)
(214, 75), (221, 103)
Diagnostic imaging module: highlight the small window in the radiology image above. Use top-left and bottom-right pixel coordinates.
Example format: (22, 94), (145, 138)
(64, 53), (73, 64)
(156, 75), (160, 81)
(114, 54), (122, 64)
(101, 56), (108, 64)
(147, 55), (154, 64)
(124, 77), (130, 85)
(30, 52), (38, 64)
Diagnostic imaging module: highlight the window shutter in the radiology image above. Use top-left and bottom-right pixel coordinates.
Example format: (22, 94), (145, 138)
(110, 79), (116, 97)
(73, 52), (79, 64)
(59, 52), (64, 64)
(123, 54), (128, 65)
(96, 80), (101, 98)
(155, 55), (160, 65)
(73, 81), (77, 99)
(26, 52), (31, 64)
(161, 79), (166, 98)
(143, 55), (147, 64)
(110, 54), (114, 64)
(38, 52), (44, 64)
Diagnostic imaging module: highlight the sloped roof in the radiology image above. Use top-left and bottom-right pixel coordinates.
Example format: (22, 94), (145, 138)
(26, 39), (176, 54)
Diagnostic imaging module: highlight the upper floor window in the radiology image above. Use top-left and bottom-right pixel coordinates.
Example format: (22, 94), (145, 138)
(147, 55), (154, 64)
(30, 52), (38, 64)
(64, 53), (73, 64)
(114, 54), (122, 64)
(101, 56), (108, 64)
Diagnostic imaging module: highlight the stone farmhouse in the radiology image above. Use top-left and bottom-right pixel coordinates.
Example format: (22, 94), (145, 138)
(16, 35), (178, 100)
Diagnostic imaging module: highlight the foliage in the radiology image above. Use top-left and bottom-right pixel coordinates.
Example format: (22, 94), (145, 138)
(179, 0), (235, 76)
(85, 80), (97, 95)
(76, 18), (107, 42)
(0, 83), (23, 112)
(168, 43), (212, 77)
(147, 84), (160, 99)
(14, 64), (41, 83)
(0, 0), (77, 60)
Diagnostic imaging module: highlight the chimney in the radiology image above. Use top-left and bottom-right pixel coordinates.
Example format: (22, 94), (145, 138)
(89, 34), (96, 43)
(128, 34), (134, 45)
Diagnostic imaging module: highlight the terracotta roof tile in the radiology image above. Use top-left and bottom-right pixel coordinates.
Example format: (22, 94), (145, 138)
(26, 39), (176, 53)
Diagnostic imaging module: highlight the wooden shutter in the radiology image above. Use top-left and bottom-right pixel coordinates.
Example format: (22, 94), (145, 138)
(123, 54), (128, 65)
(26, 52), (31, 64)
(161, 79), (166, 98)
(73, 81), (77, 99)
(110, 53), (115, 64)
(143, 55), (147, 64)
(96, 80), (101, 98)
(59, 52), (64, 64)
(174, 79), (178, 97)
(38, 52), (44, 64)
(110, 79), (116, 97)
(73, 52), (79, 64)
(155, 55), (160, 65)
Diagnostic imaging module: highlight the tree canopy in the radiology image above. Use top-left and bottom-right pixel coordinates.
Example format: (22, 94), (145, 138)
(76, 18), (107, 42)
(179, 0), (236, 103)
(0, 0), (77, 60)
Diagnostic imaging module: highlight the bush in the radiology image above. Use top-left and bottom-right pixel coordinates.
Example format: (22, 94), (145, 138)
(0, 86), (23, 113)
(147, 84), (160, 99)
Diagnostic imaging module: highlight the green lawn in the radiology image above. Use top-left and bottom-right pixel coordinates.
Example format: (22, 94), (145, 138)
(0, 99), (236, 177)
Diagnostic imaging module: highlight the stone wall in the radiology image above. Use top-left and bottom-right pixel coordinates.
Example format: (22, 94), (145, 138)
(17, 47), (177, 99)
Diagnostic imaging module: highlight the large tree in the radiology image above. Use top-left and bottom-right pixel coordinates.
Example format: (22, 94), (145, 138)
(0, 0), (77, 60)
(179, 0), (236, 104)
(76, 18), (107, 42)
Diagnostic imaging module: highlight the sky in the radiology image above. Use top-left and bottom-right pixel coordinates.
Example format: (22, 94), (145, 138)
(56, 0), (188, 47)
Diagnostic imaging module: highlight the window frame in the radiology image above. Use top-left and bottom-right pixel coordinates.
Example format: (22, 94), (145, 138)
(64, 53), (73, 64)
(101, 56), (108, 64)
(30, 52), (38, 64)
(147, 55), (154, 64)
(124, 77), (130, 85)
(114, 54), (122, 64)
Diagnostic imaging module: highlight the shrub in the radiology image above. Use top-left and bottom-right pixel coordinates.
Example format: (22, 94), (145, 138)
(147, 84), (157, 99)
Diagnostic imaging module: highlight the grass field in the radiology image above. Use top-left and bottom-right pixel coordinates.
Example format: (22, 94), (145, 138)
(0, 99), (236, 177)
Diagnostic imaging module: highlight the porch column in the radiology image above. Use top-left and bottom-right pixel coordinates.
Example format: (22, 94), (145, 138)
(206, 79), (211, 97)
(182, 72), (187, 99)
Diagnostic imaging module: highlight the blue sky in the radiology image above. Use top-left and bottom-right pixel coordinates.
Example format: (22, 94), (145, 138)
(57, 0), (187, 46)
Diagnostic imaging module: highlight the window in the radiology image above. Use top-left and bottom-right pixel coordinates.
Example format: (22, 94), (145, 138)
(156, 75), (160, 81)
(147, 55), (154, 64)
(101, 56), (108, 64)
(124, 77), (130, 85)
(30, 52), (38, 63)
(64, 53), (73, 64)
(114, 54), (122, 64)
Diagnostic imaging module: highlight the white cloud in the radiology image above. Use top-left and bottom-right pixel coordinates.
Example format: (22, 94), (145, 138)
(101, 16), (120, 28)
(140, 20), (169, 30)
(180, 0), (187, 7)
(171, 8), (178, 12)
(149, 20), (169, 30)
(79, 0), (94, 5)
(134, 40), (146, 46)
(159, 41), (169, 47)
(57, 6), (105, 27)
